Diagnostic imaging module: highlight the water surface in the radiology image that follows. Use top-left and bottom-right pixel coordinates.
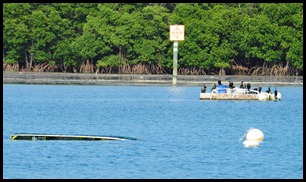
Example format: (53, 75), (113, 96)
(3, 84), (303, 179)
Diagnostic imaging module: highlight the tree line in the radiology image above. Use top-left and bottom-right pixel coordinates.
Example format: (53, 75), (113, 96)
(3, 3), (303, 76)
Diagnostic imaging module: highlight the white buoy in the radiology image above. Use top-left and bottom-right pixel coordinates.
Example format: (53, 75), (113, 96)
(240, 128), (264, 148)
(246, 128), (264, 141)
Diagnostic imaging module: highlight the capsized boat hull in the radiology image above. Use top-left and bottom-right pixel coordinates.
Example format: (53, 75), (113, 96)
(10, 133), (137, 141)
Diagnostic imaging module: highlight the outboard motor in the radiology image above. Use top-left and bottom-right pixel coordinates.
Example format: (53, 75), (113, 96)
(274, 89), (277, 98)
(274, 87), (281, 100)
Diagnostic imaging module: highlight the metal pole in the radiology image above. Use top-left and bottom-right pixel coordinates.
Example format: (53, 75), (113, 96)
(173, 41), (178, 85)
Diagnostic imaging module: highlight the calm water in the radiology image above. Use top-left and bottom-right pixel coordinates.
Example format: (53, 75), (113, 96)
(3, 84), (303, 179)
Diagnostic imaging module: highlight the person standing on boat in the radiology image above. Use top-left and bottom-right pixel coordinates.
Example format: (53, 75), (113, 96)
(258, 85), (262, 93)
(246, 83), (251, 91)
(228, 81), (234, 89)
(216, 79), (227, 93)
(266, 87), (271, 93)
(240, 81), (244, 88)
(218, 79), (222, 85)
(211, 83), (217, 93)
(210, 83), (217, 93)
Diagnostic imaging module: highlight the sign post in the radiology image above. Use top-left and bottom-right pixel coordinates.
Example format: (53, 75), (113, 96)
(173, 41), (178, 84)
(170, 25), (184, 85)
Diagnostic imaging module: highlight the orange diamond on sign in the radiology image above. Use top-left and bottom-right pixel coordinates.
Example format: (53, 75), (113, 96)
(172, 27), (182, 38)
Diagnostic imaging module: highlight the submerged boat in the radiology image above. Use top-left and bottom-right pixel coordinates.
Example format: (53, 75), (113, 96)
(200, 85), (281, 101)
(10, 133), (138, 141)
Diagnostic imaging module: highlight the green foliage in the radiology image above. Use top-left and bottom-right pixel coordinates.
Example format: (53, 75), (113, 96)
(3, 3), (303, 73)
(4, 49), (19, 64)
(132, 5), (170, 65)
(97, 55), (121, 67)
(3, 3), (31, 63)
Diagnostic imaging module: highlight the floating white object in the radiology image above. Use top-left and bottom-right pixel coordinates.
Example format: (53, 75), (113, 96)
(240, 128), (264, 148)
(243, 140), (259, 148)
(258, 93), (269, 101)
(258, 92), (281, 101)
(246, 128), (264, 141)
(276, 92), (281, 100)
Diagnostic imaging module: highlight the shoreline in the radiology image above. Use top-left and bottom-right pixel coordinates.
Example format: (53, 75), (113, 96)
(3, 71), (303, 86)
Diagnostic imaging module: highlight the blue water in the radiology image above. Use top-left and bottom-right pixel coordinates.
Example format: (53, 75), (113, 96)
(3, 84), (303, 179)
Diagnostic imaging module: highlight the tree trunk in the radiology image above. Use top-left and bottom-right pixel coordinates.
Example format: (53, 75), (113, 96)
(29, 52), (33, 70)
(119, 46), (122, 63)
(25, 51), (33, 71)
(219, 67), (226, 76)
(25, 51), (28, 70)
(282, 60), (289, 76)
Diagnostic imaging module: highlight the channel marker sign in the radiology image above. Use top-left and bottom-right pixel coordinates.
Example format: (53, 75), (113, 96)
(170, 25), (185, 41)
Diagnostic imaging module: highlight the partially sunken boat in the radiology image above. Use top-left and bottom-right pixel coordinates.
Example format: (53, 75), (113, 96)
(200, 84), (281, 101)
(10, 133), (137, 141)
